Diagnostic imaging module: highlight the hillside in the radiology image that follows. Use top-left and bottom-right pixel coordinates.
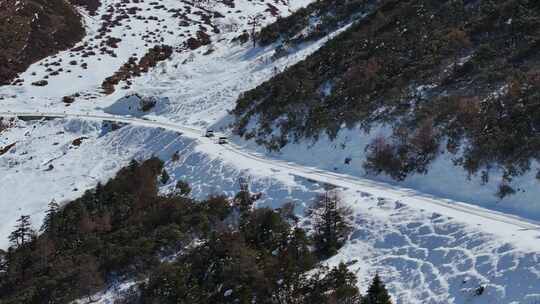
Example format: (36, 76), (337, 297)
(0, 0), (308, 107)
(0, 0), (86, 85)
(232, 0), (540, 197)
(1, 158), (392, 304)
(2, 0), (540, 303)
(3, 115), (540, 303)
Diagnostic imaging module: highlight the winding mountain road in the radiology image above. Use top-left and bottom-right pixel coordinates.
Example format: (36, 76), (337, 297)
(2, 110), (540, 236)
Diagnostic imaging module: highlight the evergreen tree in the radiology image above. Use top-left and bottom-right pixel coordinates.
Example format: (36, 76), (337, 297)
(141, 262), (196, 303)
(248, 13), (264, 47)
(77, 255), (104, 302)
(448, 0), (466, 27)
(301, 263), (361, 304)
(307, 191), (353, 258)
(273, 227), (315, 304)
(234, 177), (262, 217)
(40, 199), (60, 233)
(325, 263), (361, 304)
(8, 215), (35, 248)
(160, 169), (170, 184)
(175, 180), (192, 196)
(241, 208), (289, 251)
(511, 0), (540, 44)
(479, 0), (497, 18)
(364, 273), (392, 304)
(128, 159), (139, 171)
(0, 249), (7, 274)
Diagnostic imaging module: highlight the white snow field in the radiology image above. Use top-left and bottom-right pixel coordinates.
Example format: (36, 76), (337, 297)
(1, 0), (540, 303)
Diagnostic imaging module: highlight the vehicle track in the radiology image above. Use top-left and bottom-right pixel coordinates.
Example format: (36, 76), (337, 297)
(2, 111), (539, 232)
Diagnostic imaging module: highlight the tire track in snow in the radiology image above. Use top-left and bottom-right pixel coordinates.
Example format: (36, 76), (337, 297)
(2, 111), (540, 234)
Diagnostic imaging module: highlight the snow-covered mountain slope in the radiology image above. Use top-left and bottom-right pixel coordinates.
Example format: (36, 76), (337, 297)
(4, 0), (538, 223)
(224, 0), (540, 220)
(232, 123), (540, 222)
(3, 112), (540, 304)
(0, 0), (311, 107)
(0, 117), (184, 248)
(0, 0), (332, 250)
(332, 190), (540, 304)
(2, 0), (540, 302)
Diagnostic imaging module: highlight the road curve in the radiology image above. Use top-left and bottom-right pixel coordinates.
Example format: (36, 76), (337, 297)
(2, 111), (540, 232)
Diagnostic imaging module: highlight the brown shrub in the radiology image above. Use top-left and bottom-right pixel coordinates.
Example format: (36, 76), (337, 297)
(364, 136), (406, 180)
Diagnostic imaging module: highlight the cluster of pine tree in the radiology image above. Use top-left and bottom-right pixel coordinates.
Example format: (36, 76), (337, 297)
(256, 0), (372, 47)
(234, 0), (540, 194)
(0, 158), (393, 304)
(0, 158), (226, 303)
(140, 187), (391, 304)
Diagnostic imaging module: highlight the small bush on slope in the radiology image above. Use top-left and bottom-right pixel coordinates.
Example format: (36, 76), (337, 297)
(233, 0), (540, 192)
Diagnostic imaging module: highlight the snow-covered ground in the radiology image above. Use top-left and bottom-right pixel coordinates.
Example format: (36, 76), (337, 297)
(3, 112), (540, 304)
(2, 0), (540, 302)
(233, 124), (540, 222)
(332, 190), (540, 304)
(72, 280), (139, 304)
(0, 0), (312, 112)
(0, 118), (186, 248)
(4, 2), (537, 222)
(0, 0), (328, 247)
